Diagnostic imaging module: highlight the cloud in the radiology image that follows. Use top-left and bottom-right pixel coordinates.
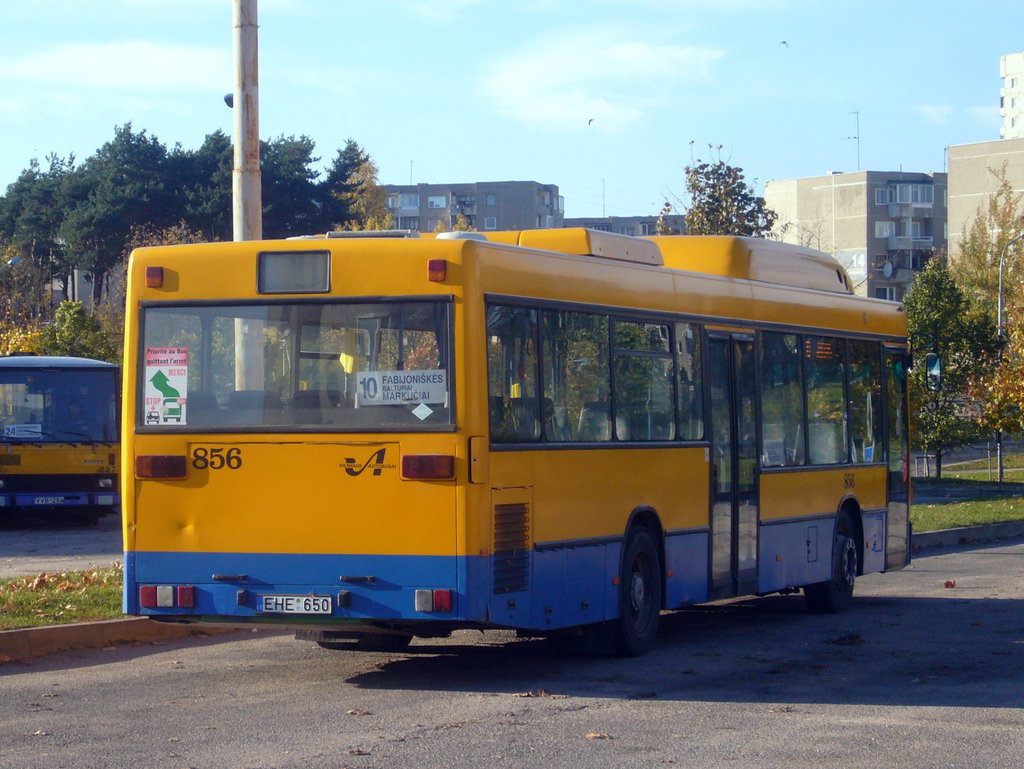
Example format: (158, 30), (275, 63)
(915, 104), (954, 126)
(0, 41), (229, 92)
(480, 29), (722, 132)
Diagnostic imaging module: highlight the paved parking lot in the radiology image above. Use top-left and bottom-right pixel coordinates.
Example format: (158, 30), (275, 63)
(0, 513), (122, 578)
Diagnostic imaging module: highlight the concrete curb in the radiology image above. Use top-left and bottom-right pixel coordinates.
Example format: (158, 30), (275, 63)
(3, 523), (1023, 664)
(0, 618), (237, 664)
(911, 520), (1024, 551)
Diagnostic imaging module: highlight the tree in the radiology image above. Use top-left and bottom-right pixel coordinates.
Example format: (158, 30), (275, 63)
(654, 201), (683, 235)
(0, 154), (77, 306)
(60, 124), (174, 303)
(38, 301), (119, 362)
(969, 300), (1024, 445)
(340, 160), (394, 231)
(169, 130), (233, 242)
(904, 258), (1001, 477)
(319, 139), (370, 231)
(678, 146), (777, 237)
(950, 164), (1024, 480)
(952, 164), (1024, 317)
(261, 135), (323, 238)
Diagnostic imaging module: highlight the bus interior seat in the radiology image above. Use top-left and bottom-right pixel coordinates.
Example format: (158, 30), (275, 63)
(291, 389), (341, 425)
(186, 390), (220, 425)
(543, 398), (573, 441)
(507, 397), (539, 441)
(625, 412), (673, 441)
(226, 390), (283, 425)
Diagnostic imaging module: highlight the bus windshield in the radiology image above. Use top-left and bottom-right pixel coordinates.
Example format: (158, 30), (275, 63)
(139, 299), (453, 431)
(0, 368), (118, 443)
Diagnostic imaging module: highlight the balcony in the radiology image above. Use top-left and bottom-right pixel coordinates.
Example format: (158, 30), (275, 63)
(888, 202), (933, 218)
(887, 235), (933, 251)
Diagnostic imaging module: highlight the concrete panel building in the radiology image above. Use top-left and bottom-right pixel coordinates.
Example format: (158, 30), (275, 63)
(947, 138), (1024, 256)
(384, 181), (563, 233)
(1002, 52), (1024, 140)
(562, 214), (685, 236)
(764, 171), (947, 301)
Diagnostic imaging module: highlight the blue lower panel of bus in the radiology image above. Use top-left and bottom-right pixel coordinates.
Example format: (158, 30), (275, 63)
(125, 550), (485, 624)
(127, 529), (715, 633)
(757, 510), (887, 593)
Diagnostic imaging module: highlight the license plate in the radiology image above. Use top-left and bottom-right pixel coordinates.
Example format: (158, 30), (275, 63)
(257, 594), (333, 614)
(34, 496), (67, 505)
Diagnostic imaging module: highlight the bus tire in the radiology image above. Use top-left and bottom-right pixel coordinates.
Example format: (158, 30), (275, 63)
(615, 526), (662, 656)
(804, 512), (857, 613)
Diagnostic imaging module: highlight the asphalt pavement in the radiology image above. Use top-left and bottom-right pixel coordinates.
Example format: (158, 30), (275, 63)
(0, 513), (122, 579)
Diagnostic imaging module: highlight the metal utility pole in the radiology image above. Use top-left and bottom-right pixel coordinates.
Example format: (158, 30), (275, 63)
(233, 0), (262, 241)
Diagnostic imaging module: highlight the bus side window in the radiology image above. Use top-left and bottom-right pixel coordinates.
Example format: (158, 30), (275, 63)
(577, 401), (612, 441)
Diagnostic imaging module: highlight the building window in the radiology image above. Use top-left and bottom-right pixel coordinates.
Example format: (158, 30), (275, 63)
(387, 195), (400, 210)
(874, 286), (897, 301)
(875, 188), (889, 205)
(484, 216), (497, 230)
(397, 216), (420, 230)
(911, 185), (933, 204)
(399, 194), (419, 209)
(875, 221), (895, 238)
(427, 195), (447, 209)
(485, 194), (497, 206)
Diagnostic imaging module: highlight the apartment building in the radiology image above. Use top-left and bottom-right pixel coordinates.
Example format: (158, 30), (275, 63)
(947, 138), (1024, 254)
(764, 171), (947, 301)
(384, 181), (563, 233)
(1002, 52), (1024, 140)
(562, 214), (685, 236)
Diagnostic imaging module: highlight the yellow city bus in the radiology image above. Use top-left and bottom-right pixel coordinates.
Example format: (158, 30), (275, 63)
(0, 355), (120, 525)
(122, 228), (910, 655)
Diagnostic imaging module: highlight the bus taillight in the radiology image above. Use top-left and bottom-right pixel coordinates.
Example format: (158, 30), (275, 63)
(415, 589), (452, 613)
(145, 266), (165, 288)
(136, 455), (188, 479)
(402, 454), (454, 480)
(427, 259), (447, 282)
(139, 585), (195, 608)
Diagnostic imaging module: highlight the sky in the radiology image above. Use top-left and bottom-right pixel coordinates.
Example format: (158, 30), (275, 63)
(0, 0), (1020, 220)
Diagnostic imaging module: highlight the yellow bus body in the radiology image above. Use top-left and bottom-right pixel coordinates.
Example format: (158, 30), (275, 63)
(123, 229), (910, 649)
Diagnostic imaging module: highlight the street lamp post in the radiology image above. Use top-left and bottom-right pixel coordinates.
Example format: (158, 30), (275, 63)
(995, 230), (1024, 483)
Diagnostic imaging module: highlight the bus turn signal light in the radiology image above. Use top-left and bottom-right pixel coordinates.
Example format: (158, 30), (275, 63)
(402, 454), (455, 480)
(136, 455), (188, 479)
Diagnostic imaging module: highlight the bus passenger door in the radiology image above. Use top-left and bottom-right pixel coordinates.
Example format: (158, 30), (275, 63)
(708, 334), (759, 599)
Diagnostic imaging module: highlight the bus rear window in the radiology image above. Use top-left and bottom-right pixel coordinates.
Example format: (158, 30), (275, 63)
(139, 300), (452, 431)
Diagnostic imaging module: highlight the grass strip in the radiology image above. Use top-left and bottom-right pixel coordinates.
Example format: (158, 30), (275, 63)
(0, 564), (123, 631)
(912, 496), (1024, 532)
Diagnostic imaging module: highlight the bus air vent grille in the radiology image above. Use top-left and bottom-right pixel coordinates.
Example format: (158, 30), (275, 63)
(493, 502), (530, 594)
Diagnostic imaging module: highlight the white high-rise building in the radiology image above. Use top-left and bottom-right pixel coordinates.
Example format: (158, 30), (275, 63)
(1001, 52), (1024, 140)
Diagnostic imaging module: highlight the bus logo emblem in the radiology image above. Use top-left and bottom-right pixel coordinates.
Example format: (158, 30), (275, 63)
(341, 448), (392, 477)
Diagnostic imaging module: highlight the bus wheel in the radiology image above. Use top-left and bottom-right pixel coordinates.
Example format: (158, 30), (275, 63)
(615, 527), (662, 656)
(804, 512), (858, 613)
